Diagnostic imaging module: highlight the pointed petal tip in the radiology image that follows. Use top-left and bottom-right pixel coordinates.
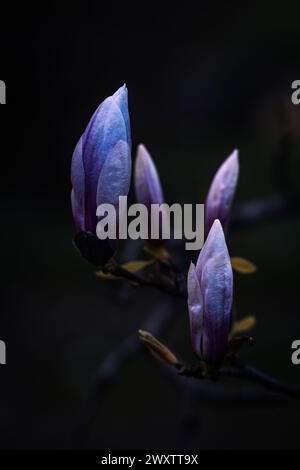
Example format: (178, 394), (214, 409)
(212, 218), (221, 227)
(137, 143), (145, 153)
(135, 144), (164, 206)
(227, 148), (239, 167)
(210, 219), (227, 245)
(206, 219), (226, 250)
(197, 217), (228, 277)
(136, 143), (151, 163)
(121, 83), (128, 93)
(210, 218), (223, 234)
(112, 84), (128, 100)
(188, 261), (196, 273)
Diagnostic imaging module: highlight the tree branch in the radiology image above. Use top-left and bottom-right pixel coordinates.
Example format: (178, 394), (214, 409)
(174, 362), (300, 399)
(219, 364), (300, 399)
(104, 259), (187, 299)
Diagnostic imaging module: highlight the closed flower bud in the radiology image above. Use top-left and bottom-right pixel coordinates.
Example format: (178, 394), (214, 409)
(205, 149), (239, 237)
(134, 144), (164, 207)
(187, 219), (233, 363)
(134, 144), (165, 244)
(71, 85), (132, 264)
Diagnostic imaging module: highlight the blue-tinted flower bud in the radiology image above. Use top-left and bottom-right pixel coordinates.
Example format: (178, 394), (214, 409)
(71, 85), (131, 264)
(187, 220), (233, 363)
(71, 84), (131, 233)
(205, 150), (239, 237)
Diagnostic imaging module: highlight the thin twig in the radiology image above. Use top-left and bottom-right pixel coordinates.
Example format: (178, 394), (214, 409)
(104, 259), (187, 299)
(165, 363), (287, 403)
(219, 365), (300, 399)
(174, 362), (300, 399)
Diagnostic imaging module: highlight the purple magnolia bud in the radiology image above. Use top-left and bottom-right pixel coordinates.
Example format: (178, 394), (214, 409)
(187, 219), (233, 363)
(71, 84), (131, 234)
(205, 149), (239, 237)
(71, 85), (131, 264)
(134, 144), (164, 207)
(134, 144), (165, 244)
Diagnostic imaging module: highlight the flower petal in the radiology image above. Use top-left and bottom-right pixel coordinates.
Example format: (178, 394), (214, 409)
(112, 84), (131, 149)
(134, 144), (164, 206)
(201, 252), (233, 363)
(187, 262), (204, 358)
(205, 149), (239, 237)
(71, 137), (85, 231)
(196, 219), (228, 280)
(97, 140), (131, 208)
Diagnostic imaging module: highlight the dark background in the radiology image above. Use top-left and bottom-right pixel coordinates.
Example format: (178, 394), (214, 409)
(1, 1), (300, 449)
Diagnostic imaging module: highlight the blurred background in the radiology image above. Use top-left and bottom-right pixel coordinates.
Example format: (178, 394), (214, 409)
(1, 1), (300, 449)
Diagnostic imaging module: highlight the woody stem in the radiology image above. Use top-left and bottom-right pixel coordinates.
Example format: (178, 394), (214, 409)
(218, 365), (300, 398)
(104, 259), (187, 299)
